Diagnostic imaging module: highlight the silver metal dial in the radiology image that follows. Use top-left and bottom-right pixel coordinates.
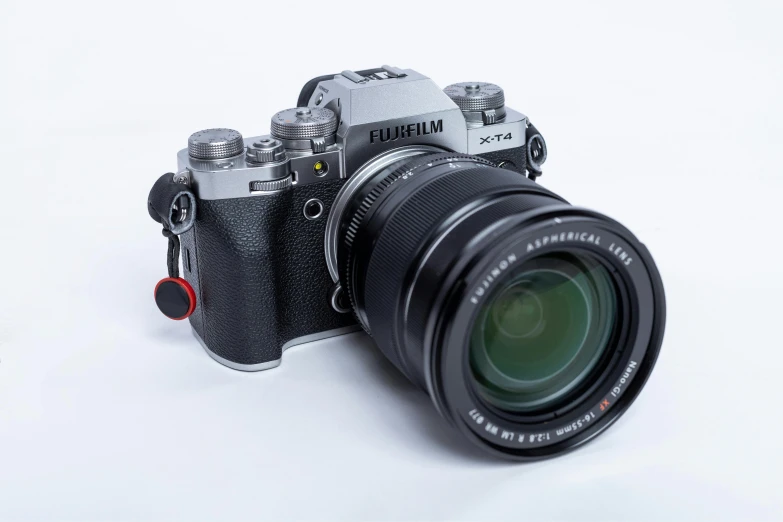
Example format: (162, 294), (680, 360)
(443, 82), (505, 112)
(188, 128), (245, 160)
(249, 177), (292, 192)
(246, 137), (286, 164)
(270, 107), (338, 140)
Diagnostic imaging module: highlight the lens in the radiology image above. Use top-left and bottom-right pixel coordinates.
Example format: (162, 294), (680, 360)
(335, 150), (665, 460)
(470, 253), (616, 413)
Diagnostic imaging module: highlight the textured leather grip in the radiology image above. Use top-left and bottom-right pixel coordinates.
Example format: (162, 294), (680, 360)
(181, 179), (356, 366)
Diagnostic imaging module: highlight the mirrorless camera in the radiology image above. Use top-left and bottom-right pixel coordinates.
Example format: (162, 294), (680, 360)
(147, 66), (666, 460)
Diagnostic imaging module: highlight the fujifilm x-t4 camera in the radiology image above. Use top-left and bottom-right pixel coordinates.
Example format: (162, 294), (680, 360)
(147, 66), (666, 460)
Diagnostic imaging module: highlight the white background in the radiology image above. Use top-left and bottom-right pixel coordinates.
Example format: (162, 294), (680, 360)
(1, 1), (781, 520)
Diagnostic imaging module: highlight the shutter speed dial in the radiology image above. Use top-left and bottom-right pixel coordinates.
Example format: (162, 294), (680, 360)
(270, 107), (338, 140)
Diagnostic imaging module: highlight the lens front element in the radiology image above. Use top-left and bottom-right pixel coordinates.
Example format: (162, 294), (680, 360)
(470, 253), (617, 414)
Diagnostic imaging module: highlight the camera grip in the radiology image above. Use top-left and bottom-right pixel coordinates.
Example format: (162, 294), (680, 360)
(192, 193), (291, 366)
(183, 179), (356, 368)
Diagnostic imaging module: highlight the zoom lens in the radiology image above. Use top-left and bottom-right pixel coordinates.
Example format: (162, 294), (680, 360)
(335, 151), (665, 460)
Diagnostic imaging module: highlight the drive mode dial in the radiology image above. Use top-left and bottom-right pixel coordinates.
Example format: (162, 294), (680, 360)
(270, 107), (338, 140)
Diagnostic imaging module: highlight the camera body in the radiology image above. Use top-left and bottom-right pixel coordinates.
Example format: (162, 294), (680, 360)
(171, 67), (543, 371)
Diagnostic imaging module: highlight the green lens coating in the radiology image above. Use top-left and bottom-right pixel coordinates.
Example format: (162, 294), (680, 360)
(469, 252), (617, 413)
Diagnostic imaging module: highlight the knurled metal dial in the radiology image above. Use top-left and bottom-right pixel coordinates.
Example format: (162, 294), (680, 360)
(188, 128), (245, 160)
(246, 137), (287, 164)
(249, 177), (293, 192)
(443, 82), (505, 112)
(270, 107), (338, 140)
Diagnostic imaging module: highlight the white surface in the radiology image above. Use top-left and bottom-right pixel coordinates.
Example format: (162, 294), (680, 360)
(1, 1), (781, 520)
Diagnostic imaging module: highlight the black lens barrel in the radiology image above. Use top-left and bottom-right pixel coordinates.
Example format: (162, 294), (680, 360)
(337, 152), (666, 460)
(340, 154), (564, 384)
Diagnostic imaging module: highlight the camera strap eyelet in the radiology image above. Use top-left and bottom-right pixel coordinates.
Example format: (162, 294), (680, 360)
(148, 173), (198, 320)
(525, 122), (548, 181)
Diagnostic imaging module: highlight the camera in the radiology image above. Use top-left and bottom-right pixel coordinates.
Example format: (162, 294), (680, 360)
(147, 66), (666, 460)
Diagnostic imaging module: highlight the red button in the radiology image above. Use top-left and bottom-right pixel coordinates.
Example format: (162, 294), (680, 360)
(154, 278), (196, 320)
